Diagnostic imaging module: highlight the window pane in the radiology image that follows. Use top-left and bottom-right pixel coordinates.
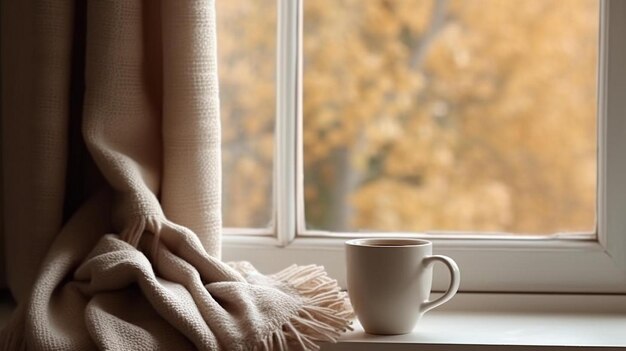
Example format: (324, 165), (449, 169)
(217, 0), (275, 229)
(303, 0), (598, 234)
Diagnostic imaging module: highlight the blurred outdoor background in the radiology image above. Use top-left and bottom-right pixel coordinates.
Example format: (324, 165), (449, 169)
(217, 0), (599, 235)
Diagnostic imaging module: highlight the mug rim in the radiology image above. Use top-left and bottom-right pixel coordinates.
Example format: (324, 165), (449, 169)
(345, 238), (431, 247)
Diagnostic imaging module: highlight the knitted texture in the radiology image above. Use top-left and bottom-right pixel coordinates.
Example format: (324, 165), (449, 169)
(0, 0), (352, 349)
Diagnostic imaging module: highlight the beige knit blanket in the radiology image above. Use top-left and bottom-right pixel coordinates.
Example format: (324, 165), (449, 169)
(0, 0), (351, 350)
(2, 192), (351, 350)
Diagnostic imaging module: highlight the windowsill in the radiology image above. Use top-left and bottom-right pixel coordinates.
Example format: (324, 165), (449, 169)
(1, 292), (625, 350)
(322, 293), (626, 350)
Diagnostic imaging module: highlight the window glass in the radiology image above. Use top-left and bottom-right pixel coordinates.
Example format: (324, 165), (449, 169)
(303, 0), (598, 234)
(217, 0), (276, 229)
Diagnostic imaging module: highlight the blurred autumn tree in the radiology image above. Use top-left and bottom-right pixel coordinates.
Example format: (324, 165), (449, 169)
(217, 0), (276, 228)
(218, 0), (598, 235)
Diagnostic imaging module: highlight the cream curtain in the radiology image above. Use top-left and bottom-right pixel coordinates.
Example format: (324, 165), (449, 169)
(0, 1), (351, 350)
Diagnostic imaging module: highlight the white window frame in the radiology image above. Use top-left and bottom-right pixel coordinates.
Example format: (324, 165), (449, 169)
(223, 0), (626, 293)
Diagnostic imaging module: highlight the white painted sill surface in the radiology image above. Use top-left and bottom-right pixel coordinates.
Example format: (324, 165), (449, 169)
(1, 292), (625, 350)
(322, 293), (626, 351)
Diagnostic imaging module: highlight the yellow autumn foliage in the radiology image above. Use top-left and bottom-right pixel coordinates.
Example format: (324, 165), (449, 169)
(218, 0), (598, 235)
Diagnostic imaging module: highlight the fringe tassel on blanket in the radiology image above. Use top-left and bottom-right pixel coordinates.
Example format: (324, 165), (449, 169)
(253, 265), (354, 351)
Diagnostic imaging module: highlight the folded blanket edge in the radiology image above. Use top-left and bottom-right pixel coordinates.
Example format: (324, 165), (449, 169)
(251, 264), (354, 351)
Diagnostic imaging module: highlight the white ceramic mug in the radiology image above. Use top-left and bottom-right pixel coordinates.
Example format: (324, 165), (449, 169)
(345, 238), (460, 335)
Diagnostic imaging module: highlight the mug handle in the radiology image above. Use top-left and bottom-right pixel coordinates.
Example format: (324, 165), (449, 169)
(421, 255), (460, 314)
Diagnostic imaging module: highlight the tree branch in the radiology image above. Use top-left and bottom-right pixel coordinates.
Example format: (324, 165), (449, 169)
(410, 0), (450, 69)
